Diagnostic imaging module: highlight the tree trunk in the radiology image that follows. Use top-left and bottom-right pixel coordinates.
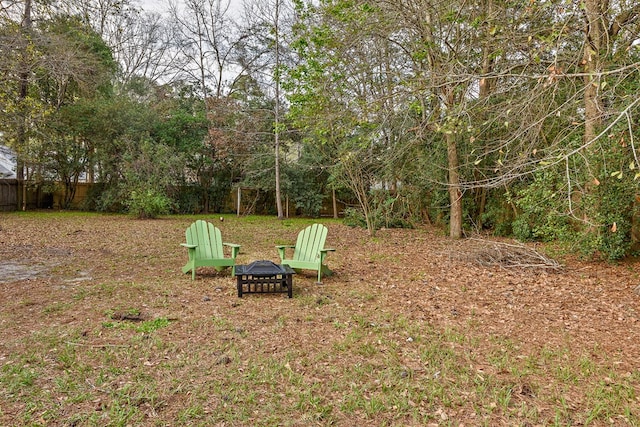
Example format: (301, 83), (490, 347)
(273, 0), (284, 219)
(446, 132), (463, 239)
(17, 0), (32, 211)
(582, 0), (607, 147)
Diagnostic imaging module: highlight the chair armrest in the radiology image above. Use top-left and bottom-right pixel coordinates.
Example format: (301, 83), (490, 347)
(276, 245), (295, 260)
(319, 248), (335, 260)
(224, 243), (241, 259)
(181, 244), (197, 249)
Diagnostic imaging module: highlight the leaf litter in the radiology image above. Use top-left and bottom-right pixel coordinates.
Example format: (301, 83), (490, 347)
(0, 213), (639, 425)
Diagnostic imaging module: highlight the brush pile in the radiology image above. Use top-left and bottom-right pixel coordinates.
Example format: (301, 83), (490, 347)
(456, 238), (563, 272)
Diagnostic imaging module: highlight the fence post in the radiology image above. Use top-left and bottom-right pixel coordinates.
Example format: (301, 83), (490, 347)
(237, 186), (241, 217)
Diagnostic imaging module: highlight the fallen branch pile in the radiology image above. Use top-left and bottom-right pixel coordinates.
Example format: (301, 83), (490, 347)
(455, 238), (564, 272)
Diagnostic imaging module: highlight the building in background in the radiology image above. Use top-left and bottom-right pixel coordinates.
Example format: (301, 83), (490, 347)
(0, 145), (17, 179)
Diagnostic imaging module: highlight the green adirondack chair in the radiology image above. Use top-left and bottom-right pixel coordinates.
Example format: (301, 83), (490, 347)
(276, 223), (335, 283)
(181, 220), (240, 280)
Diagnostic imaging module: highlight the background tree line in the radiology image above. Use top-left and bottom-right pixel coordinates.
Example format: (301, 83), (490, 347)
(1, 0), (640, 260)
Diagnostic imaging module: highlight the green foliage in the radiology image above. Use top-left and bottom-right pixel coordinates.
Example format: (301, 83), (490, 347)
(121, 139), (181, 218)
(512, 170), (572, 242)
(575, 174), (636, 261)
(93, 184), (126, 213)
(570, 124), (640, 260)
(38, 15), (117, 98)
(134, 317), (171, 333)
(477, 189), (515, 236)
(203, 171), (235, 214)
(283, 147), (329, 217)
(370, 190), (415, 229)
(172, 185), (203, 214)
(153, 98), (207, 153)
(425, 187), (451, 228)
(0, 11), (117, 192)
(92, 135), (182, 217)
(1, 0), (640, 262)
(342, 190), (415, 230)
(509, 140), (639, 260)
(290, 185), (325, 217)
(125, 187), (172, 219)
(342, 207), (367, 228)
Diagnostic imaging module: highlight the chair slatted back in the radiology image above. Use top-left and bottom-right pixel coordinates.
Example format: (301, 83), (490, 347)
(293, 224), (328, 262)
(185, 220), (224, 260)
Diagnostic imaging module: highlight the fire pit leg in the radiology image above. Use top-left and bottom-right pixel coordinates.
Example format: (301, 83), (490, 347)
(237, 276), (243, 298)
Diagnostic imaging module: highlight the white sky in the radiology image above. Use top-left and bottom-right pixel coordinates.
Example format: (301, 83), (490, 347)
(137, 0), (169, 13)
(137, 0), (243, 15)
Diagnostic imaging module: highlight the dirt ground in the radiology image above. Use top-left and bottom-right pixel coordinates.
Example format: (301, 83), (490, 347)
(1, 213), (640, 425)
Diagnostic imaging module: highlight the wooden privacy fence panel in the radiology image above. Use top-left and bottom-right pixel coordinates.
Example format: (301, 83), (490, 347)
(0, 180), (17, 211)
(0, 180), (53, 211)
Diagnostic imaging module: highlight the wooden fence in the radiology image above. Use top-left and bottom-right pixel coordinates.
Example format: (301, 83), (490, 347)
(0, 181), (345, 217)
(0, 180), (18, 211)
(0, 179), (56, 211)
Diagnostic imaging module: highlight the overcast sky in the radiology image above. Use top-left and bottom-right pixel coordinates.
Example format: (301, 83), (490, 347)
(137, 0), (169, 13)
(137, 0), (243, 15)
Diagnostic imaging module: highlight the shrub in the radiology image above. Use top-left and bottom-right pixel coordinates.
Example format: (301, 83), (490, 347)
(126, 188), (172, 219)
(513, 170), (572, 242)
(342, 207), (367, 228)
(575, 174), (635, 260)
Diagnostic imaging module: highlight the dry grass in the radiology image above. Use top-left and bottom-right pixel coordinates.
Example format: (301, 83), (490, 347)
(1, 211), (640, 426)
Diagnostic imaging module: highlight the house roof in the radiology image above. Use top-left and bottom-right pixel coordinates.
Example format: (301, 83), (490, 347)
(0, 145), (17, 179)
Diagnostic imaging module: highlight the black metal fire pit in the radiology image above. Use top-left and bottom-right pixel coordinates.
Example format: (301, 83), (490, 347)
(234, 260), (295, 298)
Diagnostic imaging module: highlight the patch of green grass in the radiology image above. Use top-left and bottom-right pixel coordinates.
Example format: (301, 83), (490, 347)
(72, 287), (89, 300)
(554, 363), (579, 384)
(274, 315), (287, 331)
(579, 354), (597, 377)
(585, 376), (638, 424)
(101, 311), (172, 335)
(101, 396), (145, 425)
(54, 373), (92, 403)
(17, 299), (37, 307)
(178, 403), (206, 423)
(134, 317), (171, 333)
(369, 252), (400, 263)
(97, 282), (118, 296)
(294, 384), (335, 423)
(211, 315), (234, 330)
(0, 362), (38, 395)
(43, 301), (70, 314)
(442, 326), (467, 344)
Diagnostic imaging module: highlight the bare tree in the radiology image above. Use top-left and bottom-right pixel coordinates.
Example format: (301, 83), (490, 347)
(241, 0), (295, 218)
(7, 0), (33, 210)
(113, 11), (178, 85)
(168, 0), (243, 99)
(50, 0), (175, 84)
(166, 0), (250, 213)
